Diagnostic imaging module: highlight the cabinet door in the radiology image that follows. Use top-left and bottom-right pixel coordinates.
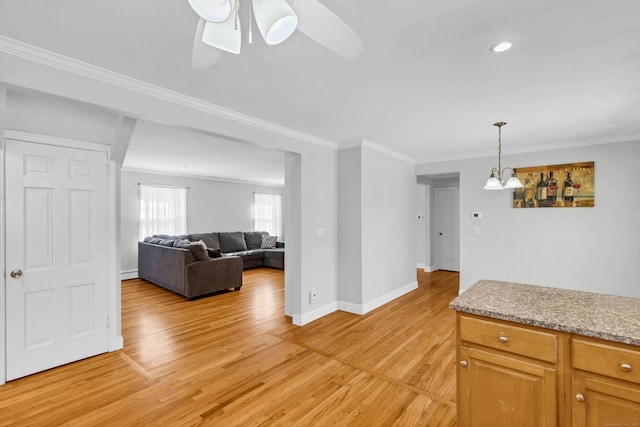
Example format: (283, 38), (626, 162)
(459, 346), (557, 427)
(573, 375), (640, 426)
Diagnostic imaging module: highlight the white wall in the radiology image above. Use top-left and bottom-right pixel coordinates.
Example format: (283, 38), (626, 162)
(416, 140), (640, 298)
(338, 146), (362, 305)
(120, 170), (283, 276)
(337, 143), (417, 314)
(361, 145), (417, 304)
(415, 183), (428, 269)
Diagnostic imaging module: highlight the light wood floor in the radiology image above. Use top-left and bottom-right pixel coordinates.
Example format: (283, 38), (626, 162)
(0, 268), (459, 426)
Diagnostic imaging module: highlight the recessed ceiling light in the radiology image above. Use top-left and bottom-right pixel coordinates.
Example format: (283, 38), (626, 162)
(491, 42), (512, 53)
(179, 166), (189, 170)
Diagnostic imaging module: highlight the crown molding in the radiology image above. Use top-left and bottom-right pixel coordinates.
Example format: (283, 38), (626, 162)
(0, 35), (339, 150)
(339, 139), (415, 164)
(414, 136), (640, 165)
(121, 166), (284, 188)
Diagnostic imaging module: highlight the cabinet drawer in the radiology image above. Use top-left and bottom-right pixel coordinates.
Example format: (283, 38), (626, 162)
(573, 338), (640, 385)
(459, 315), (557, 363)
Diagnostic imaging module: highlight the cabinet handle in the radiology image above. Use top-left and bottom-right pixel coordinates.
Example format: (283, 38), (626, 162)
(498, 335), (509, 344)
(575, 393), (585, 402)
(460, 360), (468, 367)
(621, 363), (633, 372)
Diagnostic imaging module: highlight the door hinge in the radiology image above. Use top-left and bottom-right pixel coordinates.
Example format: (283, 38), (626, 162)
(106, 316), (111, 328)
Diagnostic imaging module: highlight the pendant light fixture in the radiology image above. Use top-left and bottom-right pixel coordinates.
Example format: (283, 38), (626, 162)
(483, 122), (523, 190)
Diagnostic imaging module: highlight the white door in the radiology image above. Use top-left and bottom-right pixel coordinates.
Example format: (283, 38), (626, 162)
(5, 139), (109, 381)
(435, 188), (460, 272)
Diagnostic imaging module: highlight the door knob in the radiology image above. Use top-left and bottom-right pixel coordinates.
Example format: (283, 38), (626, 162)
(10, 269), (23, 278)
(575, 393), (585, 402)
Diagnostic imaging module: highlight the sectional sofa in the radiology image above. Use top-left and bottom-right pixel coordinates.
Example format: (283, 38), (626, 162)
(138, 231), (284, 299)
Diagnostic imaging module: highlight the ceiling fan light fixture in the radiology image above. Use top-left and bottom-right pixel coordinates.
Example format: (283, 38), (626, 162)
(187, 0), (232, 23)
(202, 17), (241, 54)
(252, 0), (298, 45)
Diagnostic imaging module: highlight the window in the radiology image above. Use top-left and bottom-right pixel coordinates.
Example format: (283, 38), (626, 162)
(253, 192), (283, 239)
(139, 184), (187, 240)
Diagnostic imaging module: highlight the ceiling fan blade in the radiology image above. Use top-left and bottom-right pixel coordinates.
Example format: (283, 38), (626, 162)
(289, 0), (366, 59)
(192, 18), (224, 69)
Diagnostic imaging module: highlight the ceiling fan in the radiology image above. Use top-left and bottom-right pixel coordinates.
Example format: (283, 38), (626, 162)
(188, 0), (367, 68)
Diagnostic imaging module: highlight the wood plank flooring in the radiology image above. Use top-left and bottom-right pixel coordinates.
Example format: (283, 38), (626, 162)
(0, 268), (459, 426)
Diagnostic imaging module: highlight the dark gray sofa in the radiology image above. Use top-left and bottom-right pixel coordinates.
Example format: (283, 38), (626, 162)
(138, 241), (243, 299)
(138, 231), (284, 299)
(186, 231), (284, 270)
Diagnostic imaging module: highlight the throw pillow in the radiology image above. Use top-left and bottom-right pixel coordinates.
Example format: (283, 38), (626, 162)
(207, 248), (222, 258)
(188, 240), (209, 261)
(218, 231), (248, 253)
(261, 235), (277, 249)
(175, 239), (208, 260)
(244, 231), (268, 250)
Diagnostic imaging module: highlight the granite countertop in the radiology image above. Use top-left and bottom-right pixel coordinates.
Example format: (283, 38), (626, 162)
(450, 280), (640, 346)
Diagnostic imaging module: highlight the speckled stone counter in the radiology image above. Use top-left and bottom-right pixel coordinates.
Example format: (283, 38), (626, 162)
(450, 280), (640, 346)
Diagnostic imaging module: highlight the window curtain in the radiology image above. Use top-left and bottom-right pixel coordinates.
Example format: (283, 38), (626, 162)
(139, 184), (187, 241)
(253, 193), (283, 239)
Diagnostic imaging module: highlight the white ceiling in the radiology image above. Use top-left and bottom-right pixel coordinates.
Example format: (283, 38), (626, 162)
(0, 0), (639, 184)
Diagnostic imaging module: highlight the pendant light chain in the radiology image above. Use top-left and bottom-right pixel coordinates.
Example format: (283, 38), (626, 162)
(496, 122), (503, 181)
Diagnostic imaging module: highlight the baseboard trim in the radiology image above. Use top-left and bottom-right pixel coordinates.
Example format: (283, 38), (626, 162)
(292, 302), (338, 326)
(121, 270), (138, 281)
(416, 263), (426, 270)
(339, 280), (419, 316)
(424, 265), (436, 273)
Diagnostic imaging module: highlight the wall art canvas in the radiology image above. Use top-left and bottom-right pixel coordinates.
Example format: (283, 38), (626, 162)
(512, 161), (594, 208)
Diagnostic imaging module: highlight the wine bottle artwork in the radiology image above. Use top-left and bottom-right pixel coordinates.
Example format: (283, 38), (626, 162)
(510, 162), (594, 208)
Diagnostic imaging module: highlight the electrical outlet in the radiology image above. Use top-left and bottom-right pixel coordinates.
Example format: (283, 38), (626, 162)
(309, 289), (317, 304)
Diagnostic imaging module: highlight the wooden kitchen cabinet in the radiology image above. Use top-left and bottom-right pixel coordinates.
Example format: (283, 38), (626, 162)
(451, 280), (640, 427)
(572, 337), (640, 426)
(457, 314), (567, 427)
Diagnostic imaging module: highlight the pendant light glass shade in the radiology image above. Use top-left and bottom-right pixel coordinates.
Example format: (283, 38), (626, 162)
(252, 0), (298, 45)
(202, 16), (241, 54)
(504, 174), (524, 189)
(483, 174), (504, 190)
(187, 0), (232, 23)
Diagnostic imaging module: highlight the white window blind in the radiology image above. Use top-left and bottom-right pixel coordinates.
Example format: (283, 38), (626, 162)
(253, 193), (283, 239)
(139, 184), (187, 240)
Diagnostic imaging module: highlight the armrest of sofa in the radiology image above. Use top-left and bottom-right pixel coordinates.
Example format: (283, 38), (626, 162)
(138, 242), (195, 295)
(185, 256), (243, 299)
(276, 241), (285, 248)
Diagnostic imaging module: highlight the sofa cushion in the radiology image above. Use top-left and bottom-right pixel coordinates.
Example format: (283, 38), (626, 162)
(157, 239), (175, 247)
(188, 233), (220, 250)
(219, 232), (247, 253)
(175, 239), (209, 261)
(153, 234), (188, 240)
(261, 235), (277, 249)
(206, 248), (222, 258)
(223, 250), (264, 262)
(244, 231), (268, 250)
